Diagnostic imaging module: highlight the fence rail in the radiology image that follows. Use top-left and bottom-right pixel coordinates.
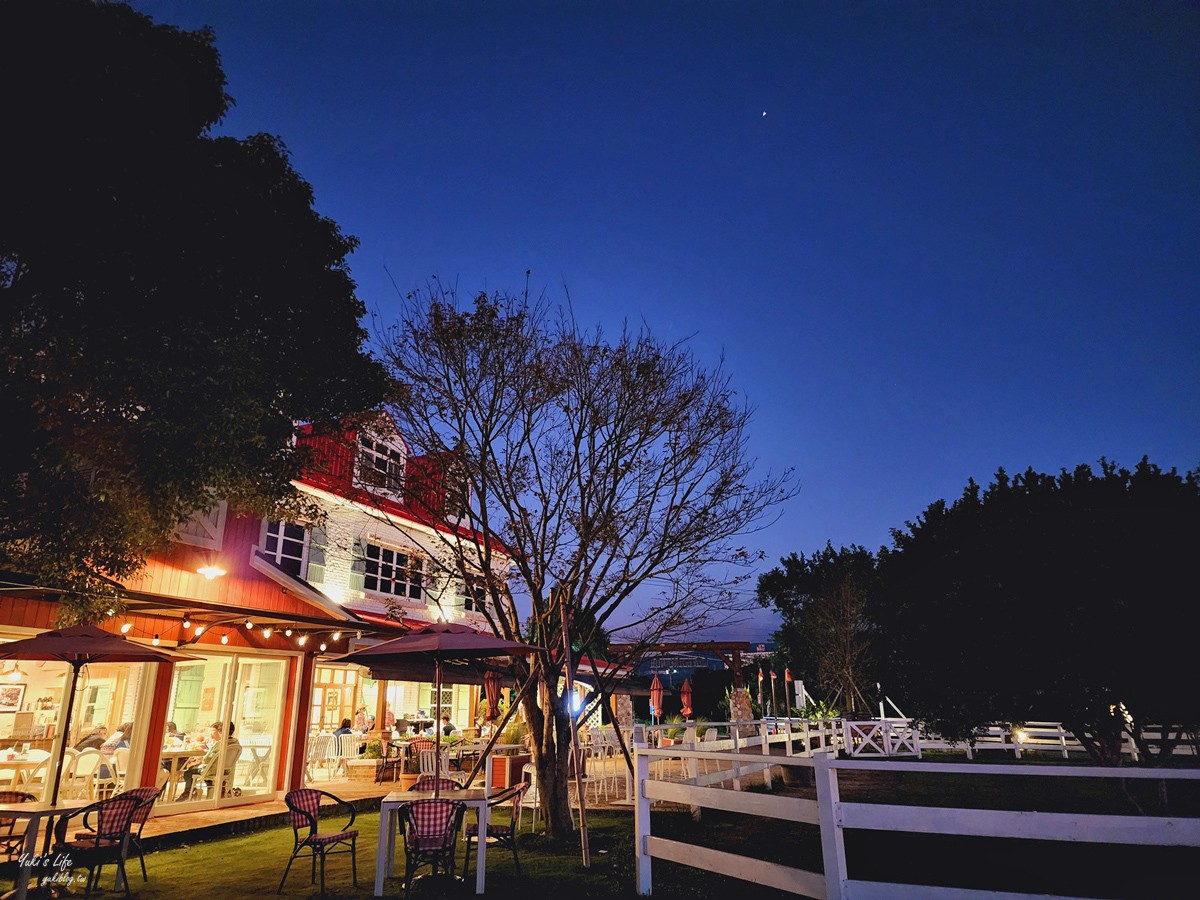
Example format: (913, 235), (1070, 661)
(631, 723), (1200, 899)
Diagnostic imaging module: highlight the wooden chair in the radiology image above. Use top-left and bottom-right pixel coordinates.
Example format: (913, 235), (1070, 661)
(399, 799), (465, 899)
(277, 789), (358, 897)
(51, 792), (145, 899)
(462, 781), (529, 878)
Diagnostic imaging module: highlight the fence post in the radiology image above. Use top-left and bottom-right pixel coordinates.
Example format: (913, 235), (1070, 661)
(784, 717), (794, 757)
(732, 721), (742, 792)
(634, 736), (652, 895)
(814, 751), (846, 900)
(760, 720), (773, 789)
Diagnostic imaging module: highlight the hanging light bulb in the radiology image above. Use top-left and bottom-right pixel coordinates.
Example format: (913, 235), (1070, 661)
(261, 626), (273, 639)
(297, 634), (308, 646)
(332, 631), (342, 641)
(220, 632), (229, 645)
(152, 634), (160, 646)
(120, 622), (133, 634)
(182, 616), (191, 629)
(284, 627), (293, 637)
(245, 619), (254, 630)
(194, 625), (204, 636)
(319, 642), (327, 652)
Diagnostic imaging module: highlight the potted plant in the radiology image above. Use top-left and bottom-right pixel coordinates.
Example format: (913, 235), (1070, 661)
(398, 753), (421, 791)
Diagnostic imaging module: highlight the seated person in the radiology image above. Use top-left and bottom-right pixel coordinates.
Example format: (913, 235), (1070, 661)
(392, 717), (411, 738)
(178, 722), (239, 800)
(74, 725), (108, 750)
(333, 718), (354, 737)
(439, 713), (459, 738)
(97, 722), (133, 783)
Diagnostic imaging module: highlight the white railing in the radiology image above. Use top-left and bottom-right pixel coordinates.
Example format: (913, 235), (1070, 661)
(633, 740), (1200, 898)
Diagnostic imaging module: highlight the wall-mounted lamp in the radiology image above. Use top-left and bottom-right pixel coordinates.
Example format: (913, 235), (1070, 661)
(196, 550), (226, 580)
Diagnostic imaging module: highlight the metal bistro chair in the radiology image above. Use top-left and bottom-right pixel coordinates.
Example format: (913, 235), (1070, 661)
(410, 776), (463, 793)
(277, 789), (358, 897)
(400, 799), (466, 900)
(462, 781), (529, 879)
(51, 792), (145, 900)
(72, 785), (163, 883)
(0, 790), (37, 859)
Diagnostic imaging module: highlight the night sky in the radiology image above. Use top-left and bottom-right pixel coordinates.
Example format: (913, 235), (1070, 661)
(135, 1), (1199, 641)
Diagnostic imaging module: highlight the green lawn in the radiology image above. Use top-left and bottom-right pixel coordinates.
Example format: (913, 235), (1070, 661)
(6, 767), (1200, 899)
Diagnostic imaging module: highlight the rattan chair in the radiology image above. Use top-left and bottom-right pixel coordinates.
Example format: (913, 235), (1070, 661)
(277, 789), (358, 897)
(462, 781), (529, 878)
(400, 799), (465, 899)
(51, 792), (145, 899)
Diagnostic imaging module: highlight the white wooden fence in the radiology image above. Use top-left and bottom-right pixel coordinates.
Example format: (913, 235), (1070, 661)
(632, 730), (1200, 899)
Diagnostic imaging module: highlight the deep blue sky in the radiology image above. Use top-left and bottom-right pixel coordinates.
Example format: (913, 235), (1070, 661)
(138, 1), (1199, 642)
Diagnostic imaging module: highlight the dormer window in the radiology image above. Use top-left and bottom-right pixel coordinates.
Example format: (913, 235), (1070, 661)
(356, 434), (405, 493)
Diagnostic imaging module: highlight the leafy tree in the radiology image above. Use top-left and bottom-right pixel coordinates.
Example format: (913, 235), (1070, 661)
(874, 459), (1200, 765)
(757, 544), (878, 713)
(378, 286), (793, 836)
(0, 0), (388, 620)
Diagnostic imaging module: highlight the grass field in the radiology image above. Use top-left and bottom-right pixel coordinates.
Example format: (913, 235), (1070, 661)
(5, 764), (1199, 898)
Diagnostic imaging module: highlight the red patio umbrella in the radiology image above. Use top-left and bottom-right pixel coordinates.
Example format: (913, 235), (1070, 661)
(483, 668), (502, 721)
(649, 674), (663, 724)
(0, 624), (195, 803)
(333, 622), (536, 797)
(679, 678), (693, 719)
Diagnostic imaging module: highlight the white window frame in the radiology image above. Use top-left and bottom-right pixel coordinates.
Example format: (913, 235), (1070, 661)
(355, 434), (406, 494)
(362, 541), (425, 601)
(260, 519), (310, 579)
(454, 577), (488, 615)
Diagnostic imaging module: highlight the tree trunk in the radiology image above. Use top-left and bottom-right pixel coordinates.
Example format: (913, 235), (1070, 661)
(522, 672), (575, 837)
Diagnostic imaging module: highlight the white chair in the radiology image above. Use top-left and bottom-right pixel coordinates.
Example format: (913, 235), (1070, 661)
(700, 727), (721, 774)
(418, 748), (451, 778)
(333, 733), (360, 777)
(305, 733), (334, 783)
(63, 748), (102, 800)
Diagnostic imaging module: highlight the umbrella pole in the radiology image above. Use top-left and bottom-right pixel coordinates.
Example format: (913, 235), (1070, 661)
(434, 659), (443, 799)
(49, 662), (82, 805)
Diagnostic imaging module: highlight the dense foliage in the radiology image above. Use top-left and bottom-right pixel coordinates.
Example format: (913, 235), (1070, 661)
(0, 0), (387, 619)
(756, 544), (879, 713)
(874, 459), (1199, 763)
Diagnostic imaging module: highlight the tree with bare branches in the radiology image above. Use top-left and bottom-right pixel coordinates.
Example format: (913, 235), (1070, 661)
(377, 286), (793, 835)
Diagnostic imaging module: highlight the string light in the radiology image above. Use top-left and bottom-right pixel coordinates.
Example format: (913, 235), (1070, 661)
(332, 631), (342, 641)
(261, 626), (273, 639)
(220, 633), (229, 645)
(284, 627), (293, 637)
(245, 619), (254, 630)
(120, 622), (133, 634)
(194, 625), (204, 636)
(182, 616), (191, 629)
(298, 634), (308, 647)
(152, 634), (160, 646)
(319, 642), (327, 652)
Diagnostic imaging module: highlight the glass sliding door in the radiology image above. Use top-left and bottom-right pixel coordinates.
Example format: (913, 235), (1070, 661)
(159, 651), (289, 810)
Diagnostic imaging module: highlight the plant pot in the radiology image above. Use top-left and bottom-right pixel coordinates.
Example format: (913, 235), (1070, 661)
(399, 772), (420, 791)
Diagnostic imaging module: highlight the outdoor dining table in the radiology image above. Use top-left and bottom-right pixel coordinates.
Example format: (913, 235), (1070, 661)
(0, 798), (89, 900)
(374, 786), (490, 896)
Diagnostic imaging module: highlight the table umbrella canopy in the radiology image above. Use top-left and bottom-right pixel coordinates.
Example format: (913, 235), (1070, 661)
(331, 622), (537, 797)
(650, 674), (663, 720)
(0, 624), (196, 804)
(679, 678), (693, 719)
